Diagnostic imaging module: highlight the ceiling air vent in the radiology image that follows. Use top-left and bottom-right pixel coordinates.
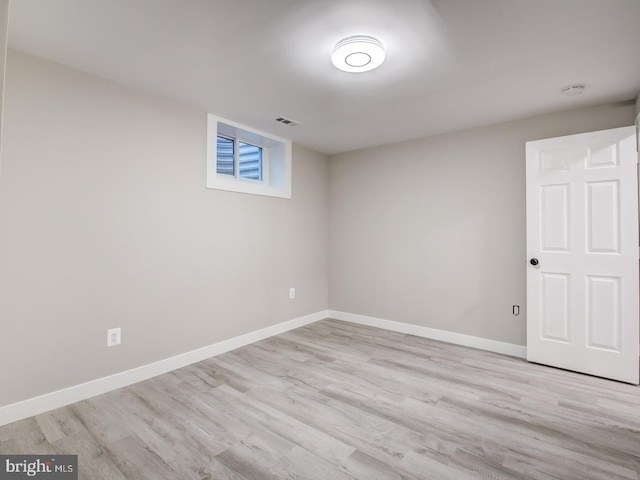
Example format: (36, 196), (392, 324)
(275, 116), (301, 127)
(561, 84), (585, 96)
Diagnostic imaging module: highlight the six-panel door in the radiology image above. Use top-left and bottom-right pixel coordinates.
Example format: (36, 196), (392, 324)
(526, 126), (639, 384)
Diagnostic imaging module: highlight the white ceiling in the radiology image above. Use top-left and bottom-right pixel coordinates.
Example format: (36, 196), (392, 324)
(7, 0), (640, 155)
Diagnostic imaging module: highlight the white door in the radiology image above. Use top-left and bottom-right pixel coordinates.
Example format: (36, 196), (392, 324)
(526, 126), (639, 384)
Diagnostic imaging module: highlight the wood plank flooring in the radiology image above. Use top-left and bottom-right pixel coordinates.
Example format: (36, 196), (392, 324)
(1, 319), (639, 479)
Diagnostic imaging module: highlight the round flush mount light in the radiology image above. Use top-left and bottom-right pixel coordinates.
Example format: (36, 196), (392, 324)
(562, 84), (586, 96)
(331, 36), (385, 73)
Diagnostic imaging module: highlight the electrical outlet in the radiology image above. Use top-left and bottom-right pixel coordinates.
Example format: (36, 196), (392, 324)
(107, 327), (121, 347)
(512, 305), (520, 316)
(289, 287), (296, 299)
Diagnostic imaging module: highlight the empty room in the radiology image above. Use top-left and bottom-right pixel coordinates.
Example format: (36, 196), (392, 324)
(1, 1), (639, 479)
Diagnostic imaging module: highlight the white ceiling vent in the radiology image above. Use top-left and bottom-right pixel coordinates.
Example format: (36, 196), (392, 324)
(276, 116), (301, 127)
(562, 84), (585, 96)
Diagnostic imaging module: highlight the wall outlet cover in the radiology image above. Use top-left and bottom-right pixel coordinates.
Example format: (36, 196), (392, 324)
(107, 327), (121, 347)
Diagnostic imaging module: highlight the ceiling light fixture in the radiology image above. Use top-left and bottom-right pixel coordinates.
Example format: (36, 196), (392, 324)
(331, 35), (385, 73)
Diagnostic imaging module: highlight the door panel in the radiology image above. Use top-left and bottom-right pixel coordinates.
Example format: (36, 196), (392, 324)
(586, 181), (620, 253)
(526, 126), (638, 384)
(586, 275), (620, 351)
(587, 142), (618, 168)
(541, 184), (570, 252)
(540, 147), (570, 172)
(540, 273), (570, 342)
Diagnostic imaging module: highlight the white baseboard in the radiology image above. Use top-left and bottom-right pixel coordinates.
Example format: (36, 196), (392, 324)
(0, 310), (329, 427)
(329, 310), (527, 359)
(0, 309), (526, 427)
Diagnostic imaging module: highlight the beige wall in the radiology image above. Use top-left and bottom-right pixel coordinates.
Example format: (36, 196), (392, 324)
(329, 102), (636, 346)
(0, 51), (329, 407)
(0, 0), (8, 177)
(1, 47), (636, 409)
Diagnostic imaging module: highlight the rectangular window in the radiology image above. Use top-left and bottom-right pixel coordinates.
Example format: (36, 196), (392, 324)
(216, 136), (263, 181)
(207, 115), (291, 199)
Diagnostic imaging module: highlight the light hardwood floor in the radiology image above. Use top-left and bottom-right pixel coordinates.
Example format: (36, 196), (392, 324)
(1, 319), (639, 479)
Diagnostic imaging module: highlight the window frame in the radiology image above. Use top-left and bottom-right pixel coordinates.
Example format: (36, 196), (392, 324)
(207, 114), (291, 199)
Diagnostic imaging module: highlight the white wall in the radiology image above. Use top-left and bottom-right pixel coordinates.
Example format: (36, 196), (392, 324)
(329, 102), (636, 346)
(0, 51), (329, 407)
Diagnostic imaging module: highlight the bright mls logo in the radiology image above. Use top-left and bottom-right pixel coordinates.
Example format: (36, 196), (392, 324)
(0, 456), (77, 479)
